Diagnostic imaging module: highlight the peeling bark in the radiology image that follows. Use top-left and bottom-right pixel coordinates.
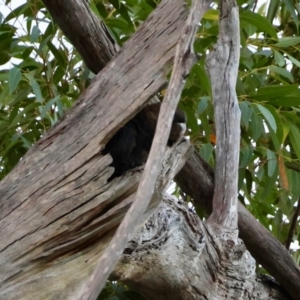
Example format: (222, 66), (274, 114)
(112, 196), (289, 300)
(0, 0), (299, 299)
(80, 0), (212, 297)
(38, 3), (300, 296)
(0, 1), (190, 299)
(206, 0), (240, 233)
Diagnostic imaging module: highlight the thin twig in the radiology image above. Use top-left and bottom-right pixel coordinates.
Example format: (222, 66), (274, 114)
(286, 198), (300, 250)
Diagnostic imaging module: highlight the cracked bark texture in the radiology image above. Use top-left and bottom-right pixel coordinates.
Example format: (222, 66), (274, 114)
(0, 1), (190, 299)
(79, 0), (212, 297)
(0, 0), (299, 299)
(111, 196), (289, 300)
(37, 3), (300, 296)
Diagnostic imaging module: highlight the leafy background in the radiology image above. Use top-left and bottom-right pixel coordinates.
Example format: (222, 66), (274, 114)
(0, 0), (300, 298)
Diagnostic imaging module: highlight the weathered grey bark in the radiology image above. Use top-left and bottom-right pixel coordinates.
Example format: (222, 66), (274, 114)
(112, 1), (286, 298)
(37, 2), (300, 298)
(176, 150), (300, 299)
(0, 1), (190, 299)
(206, 0), (240, 234)
(175, 150), (300, 300)
(80, 1), (211, 298)
(0, 0), (299, 299)
(111, 196), (289, 300)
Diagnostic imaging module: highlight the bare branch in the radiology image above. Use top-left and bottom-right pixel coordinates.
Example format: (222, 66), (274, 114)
(2, 0), (300, 299)
(206, 0), (241, 232)
(0, 1), (189, 299)
(80, 0), (212, 298)
(176, 151), (300, 300)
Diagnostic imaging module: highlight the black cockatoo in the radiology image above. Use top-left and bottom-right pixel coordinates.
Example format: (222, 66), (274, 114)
(103, 103), (186, 180)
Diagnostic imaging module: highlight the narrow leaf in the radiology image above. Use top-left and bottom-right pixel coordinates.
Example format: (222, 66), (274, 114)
(289, 124), (300, 160)
(275, 37), (300, 48)
(30, 25), (40, 43)
(198, 97), (208, 114)
(240, 101), (253, 128)
(41, 96), (60, 118)
(282, 0), (299, 31)
(286, 53), (300, 68)
(278, 152), (289, 190)
(266, 97), (300, 107)
(199, 143), (213, 162)
(240, 11), (277, 39)
(266, 0), (279, 23)
(267, 149), (276, 177)
(251, 85), (299, 100)
(240, 145), (253, 168)
(270, 66), (294, 82)
(256, 104), (277, 132)
(250, 111), (263, 141)
(8, 67), (21, 94)
(25, 73), (43, 103)
(273, 50), (285, 67)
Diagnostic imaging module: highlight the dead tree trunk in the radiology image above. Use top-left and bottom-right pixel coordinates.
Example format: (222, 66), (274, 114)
(0, 2), (190, 299)
(40, 1), (300, 298)
(109, 1), (291, 299)
(0, 0), (299, 299)
(112, 196), (288, 300)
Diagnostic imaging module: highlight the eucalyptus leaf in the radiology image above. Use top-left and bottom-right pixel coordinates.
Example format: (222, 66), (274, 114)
(240, 11), (277, 39)
(8, 67), (21, 94)
(273, 50), (285, 67)
(199, 143), (213, 162)
(275, 37), (300, 48)
(267, 149), (276, 177)
(256, 104), (277, 132)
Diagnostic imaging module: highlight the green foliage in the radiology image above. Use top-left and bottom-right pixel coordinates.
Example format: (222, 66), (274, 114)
(0, 0), (92, 178)
(1, 0), (300, 293)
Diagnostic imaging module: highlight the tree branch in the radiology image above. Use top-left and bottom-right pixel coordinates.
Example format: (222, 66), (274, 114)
(286, 198), (300, 250)
(112, 195), (289, 300)
(80, 1), (212, 298)
(206, 0), (240, 232)
(176, 151), (300, 300)
(5, 0), (300, 299)
(0, 1), (189, 299)
(42, 0), (119, 73)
